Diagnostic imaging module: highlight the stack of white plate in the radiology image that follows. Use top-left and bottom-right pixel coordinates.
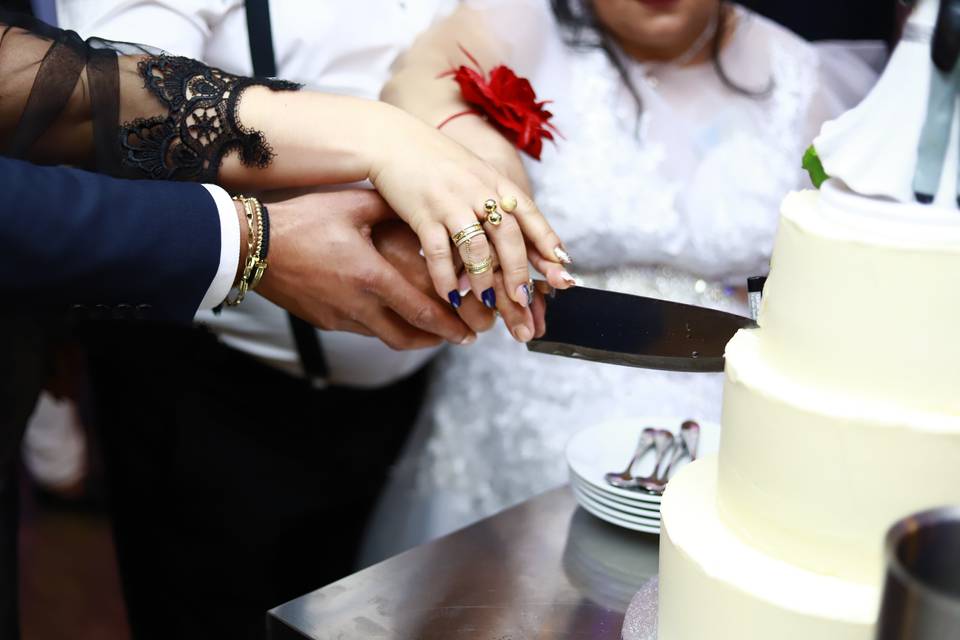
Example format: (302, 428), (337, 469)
(565, 416), (721, 534)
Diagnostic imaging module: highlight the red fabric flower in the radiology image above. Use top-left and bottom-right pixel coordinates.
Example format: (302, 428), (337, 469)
(439, 47), (559, 160)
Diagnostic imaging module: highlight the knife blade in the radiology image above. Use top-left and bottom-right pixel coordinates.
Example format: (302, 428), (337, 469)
(526, 285), (756, 372)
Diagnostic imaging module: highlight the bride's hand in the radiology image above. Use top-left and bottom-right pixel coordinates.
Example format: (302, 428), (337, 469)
(429, 114), (576, 293)
(378, 219), (550, 344)
(366, 104), (569, 310)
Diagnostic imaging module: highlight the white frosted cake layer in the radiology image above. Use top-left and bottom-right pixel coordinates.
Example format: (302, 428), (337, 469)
(758, 185), (960, 413)
(658, 457), (877, 640)
(717, 329), (960, 585)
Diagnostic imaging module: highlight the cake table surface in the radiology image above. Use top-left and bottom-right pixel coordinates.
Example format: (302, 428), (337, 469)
(267, 486), (660, 639)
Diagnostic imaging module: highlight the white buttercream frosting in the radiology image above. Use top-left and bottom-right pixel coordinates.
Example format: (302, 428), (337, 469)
(657, 186), (960, 639)
(658, 457), (877, 640)
(758, 188), (960, 414)
(718, 328), (960, 585)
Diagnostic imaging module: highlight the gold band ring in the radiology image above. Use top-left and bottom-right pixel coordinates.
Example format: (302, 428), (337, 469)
(454, 228), (486, 248)
(452, 223), (484, 247)
(464, 255), (493, 275)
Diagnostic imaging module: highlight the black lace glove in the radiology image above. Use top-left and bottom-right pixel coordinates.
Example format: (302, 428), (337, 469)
(120, 55), (299, 182)
(0, 9), (300, 182)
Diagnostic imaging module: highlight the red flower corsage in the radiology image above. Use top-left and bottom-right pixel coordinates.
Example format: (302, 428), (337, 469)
(439, 47), (560, 161)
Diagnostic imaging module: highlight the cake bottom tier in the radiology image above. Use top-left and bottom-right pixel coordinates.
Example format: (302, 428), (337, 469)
(657, 457), (878, 640)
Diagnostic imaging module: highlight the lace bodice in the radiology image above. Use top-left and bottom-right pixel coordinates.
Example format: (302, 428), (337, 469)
(359, 5), (881, 564)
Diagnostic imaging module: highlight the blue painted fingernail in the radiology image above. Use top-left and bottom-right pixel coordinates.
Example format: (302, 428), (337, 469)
(448, 290), (462, 309)
(482, 288), (497, 309)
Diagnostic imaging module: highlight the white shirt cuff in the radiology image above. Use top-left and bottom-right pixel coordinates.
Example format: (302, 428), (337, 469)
(198, 184), (240, 310)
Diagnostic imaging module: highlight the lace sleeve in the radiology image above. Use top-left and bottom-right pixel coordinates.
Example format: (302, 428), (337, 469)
(0, 9), (300, 181)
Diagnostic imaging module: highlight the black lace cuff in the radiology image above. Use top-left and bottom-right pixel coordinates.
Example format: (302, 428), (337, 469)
(119, 55), (301, 182)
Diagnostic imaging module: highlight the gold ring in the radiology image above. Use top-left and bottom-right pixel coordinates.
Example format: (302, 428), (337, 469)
(454, 228), (486, 248)
(501, 196), (518, 213)
(465, 255), (493, 275)
(457, 230), (487, 248)
(482, 198), (504, 226)
(451, 223), (484, 247)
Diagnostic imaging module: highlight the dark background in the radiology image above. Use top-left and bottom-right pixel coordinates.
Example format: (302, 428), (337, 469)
(740, 0), (900, 42)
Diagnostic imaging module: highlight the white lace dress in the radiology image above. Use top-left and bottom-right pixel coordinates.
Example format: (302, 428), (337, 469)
(359, 2), (880, 566)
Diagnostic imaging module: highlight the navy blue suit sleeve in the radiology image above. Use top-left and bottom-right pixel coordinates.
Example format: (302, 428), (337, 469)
(6, 157), (223, 323)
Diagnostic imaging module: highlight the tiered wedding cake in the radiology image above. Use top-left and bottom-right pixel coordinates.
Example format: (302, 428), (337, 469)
(656, 181), (960, 639)
(656, 2), (960, 635)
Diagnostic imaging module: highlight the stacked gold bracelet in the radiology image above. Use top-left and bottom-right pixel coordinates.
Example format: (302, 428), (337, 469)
(225, 195), (269, 307)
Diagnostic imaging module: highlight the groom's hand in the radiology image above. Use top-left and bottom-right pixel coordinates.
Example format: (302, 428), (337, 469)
(258, 189), (476, 349)
(372, 219), (497, 336)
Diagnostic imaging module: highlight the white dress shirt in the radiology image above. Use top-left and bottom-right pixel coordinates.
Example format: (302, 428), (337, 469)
(199, 184), (240, 310)
(58, 0), (456, 386)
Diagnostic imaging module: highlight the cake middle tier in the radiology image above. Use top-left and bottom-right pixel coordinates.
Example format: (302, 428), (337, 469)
(717, 329), (960, 585)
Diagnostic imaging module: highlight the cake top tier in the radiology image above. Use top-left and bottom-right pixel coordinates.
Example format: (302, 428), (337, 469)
(756, 187), (960, 414)
(815, 0), (960, 211)
(818, 178), (960, 242)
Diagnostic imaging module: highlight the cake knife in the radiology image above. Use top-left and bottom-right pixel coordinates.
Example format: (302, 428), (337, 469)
(526, 285), (757, 372)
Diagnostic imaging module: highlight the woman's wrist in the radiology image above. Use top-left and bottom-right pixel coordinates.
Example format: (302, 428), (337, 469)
(228, 88), (390, 189)
(440, 115), (531, 193)
(361, 101), (446, 179)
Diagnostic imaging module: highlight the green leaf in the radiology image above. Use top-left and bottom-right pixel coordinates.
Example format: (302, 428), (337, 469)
(802, 145), (829, 189)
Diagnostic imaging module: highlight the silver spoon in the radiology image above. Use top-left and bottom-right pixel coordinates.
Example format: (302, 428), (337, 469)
(680, 420), (700, 463)
(637, 421), (700, 494)
(612, 429), (675, 491)
(605, 427), (656, 488)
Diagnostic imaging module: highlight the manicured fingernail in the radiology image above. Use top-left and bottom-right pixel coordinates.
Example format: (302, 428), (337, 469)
(560, 270), (577, 286)
(481, 287), (497, 309)
(458, 272), (471, 295)
(447, 290), (462, 309)
(515, 283), (531, 308)
(460, 334), (476, 346)
(513, 325), (533, 343)
(554, 246), (573, 264)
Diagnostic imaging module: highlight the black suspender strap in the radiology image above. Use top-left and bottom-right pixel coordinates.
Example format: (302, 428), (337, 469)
(243, 0), (278, 77)
(243, 0), (329, 379)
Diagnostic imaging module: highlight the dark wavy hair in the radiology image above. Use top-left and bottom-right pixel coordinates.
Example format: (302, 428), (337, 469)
(550, 0), (771, 126)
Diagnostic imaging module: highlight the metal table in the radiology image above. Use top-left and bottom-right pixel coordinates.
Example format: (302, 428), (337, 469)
(267, 486), (660, 639)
